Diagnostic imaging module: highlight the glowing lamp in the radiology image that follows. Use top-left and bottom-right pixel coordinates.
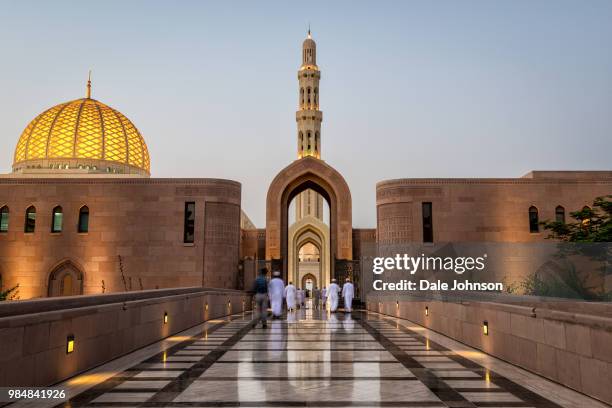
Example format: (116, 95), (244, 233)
(483, 320), (489, 336)
(425, 306), (429, 316)
(66, 335), (75, 354)
(164, 312), (168, 324)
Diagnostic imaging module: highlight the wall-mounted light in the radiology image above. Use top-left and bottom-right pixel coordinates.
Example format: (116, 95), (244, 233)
(205, 303), (209, 311)
(164, 312), (168, 324)
(483, 320), (489, 336)
(396, 301), (399, 308)
(66, 335), (75, 354)
(425, 306), (429, 317)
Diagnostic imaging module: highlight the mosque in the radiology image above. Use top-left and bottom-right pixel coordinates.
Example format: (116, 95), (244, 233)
(0, 31), (610, 300)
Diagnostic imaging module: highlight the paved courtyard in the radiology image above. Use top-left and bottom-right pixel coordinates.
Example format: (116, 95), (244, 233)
(33, 305), (608, 408)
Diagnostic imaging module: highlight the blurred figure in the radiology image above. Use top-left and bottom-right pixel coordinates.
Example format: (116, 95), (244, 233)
(312, 286), (321, 310)
(297, 288), (305, 308)
(268, 271), (285, 319)
(342, 278), (355, 313)
(285, 281), (297, 312)
(253, 268), (269, 328)
(327, 279), (341, 312)
(321, 286), (327, 309)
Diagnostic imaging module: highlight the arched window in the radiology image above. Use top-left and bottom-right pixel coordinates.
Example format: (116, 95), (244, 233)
(555, 206), (565, 223)
(0, 206), (8, 233)
(48, 261), (84, 297)
(314, 87), (318, 106)
(51, 206), (63, 233)
(529, 206), (539, 233)
(24, 206), (36, 233)
(78, 206), (89, 233)
(307, 87), (311, 104)
(300, 88), (304, 106)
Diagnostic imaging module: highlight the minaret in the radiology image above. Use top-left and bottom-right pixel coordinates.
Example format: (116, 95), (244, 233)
(296, 29), (322, 159)
(295, 29), (324, 221)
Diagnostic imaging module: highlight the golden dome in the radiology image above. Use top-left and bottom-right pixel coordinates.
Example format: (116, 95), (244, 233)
(13, 88), (150, 176)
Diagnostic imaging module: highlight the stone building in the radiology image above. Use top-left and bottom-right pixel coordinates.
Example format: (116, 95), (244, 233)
(1, 31), (610, 300)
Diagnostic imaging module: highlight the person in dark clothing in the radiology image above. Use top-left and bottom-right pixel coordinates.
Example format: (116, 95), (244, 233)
(253, 268), (269, 328)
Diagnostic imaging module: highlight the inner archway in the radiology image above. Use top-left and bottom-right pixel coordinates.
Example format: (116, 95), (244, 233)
(289, 224), (329, 290)
(301, 273), (317, 294)
(266, 157), (352, 280)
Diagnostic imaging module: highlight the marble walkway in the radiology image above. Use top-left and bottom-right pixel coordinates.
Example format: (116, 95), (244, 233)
(14, 304), (609, 408)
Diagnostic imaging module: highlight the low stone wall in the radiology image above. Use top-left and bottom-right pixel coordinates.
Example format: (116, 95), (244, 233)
(367, 296), (612, 405)
(0, 287), (251, 387)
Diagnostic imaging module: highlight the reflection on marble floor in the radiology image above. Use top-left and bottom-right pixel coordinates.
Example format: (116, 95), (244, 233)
(45, 304), (610, 408)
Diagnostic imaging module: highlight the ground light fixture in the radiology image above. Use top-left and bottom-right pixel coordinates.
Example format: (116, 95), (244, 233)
(66, 335), (75, 354)
(164, 312), (168, 324)
(483, 320), (489, 336)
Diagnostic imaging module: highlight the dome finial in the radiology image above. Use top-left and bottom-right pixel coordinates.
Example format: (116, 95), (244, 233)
(307, 23), (311, 39)
(86, 70), (92, 99)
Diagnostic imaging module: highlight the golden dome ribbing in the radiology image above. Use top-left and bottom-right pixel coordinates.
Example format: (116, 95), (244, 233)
(13, 87), (150, 176)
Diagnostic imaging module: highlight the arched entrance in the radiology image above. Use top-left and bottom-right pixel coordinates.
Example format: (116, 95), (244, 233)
(266, 157), (352, 280)
(289, 217), (330, 289)
(48, 260), (84, 297)
(301, 273), (317, 293)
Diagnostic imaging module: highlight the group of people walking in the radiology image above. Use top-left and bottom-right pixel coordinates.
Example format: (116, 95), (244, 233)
(253, 268), (355, 328)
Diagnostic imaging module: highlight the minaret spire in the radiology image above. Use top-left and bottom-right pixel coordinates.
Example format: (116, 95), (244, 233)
(86, 70), (92, 99)
(294, 30), (324, 220)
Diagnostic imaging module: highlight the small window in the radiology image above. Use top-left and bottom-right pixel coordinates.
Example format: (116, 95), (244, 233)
(0, 206), (8, 233)
(422, 202), (433, 243)
(51, 206), (63, 233)
(184, 202), (195, 243)
(78, 206), (89, 233)
(25, 206), (36, 233)
(555, 206), (565, 223)
(529, 206), (539, 233)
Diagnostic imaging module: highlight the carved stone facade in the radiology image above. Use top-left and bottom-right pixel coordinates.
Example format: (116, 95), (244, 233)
(266, 156), (353, 280)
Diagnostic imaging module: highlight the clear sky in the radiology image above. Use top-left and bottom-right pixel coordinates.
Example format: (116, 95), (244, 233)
(1, 1), (611, 227)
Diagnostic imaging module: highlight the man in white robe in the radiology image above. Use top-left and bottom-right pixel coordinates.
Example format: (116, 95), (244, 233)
(268, 271), (285, 319)
(342, 278), (355, 313)
(321, 286), (327, 309)
(285, 282), (297, 312)
(327, 279), (341, 312)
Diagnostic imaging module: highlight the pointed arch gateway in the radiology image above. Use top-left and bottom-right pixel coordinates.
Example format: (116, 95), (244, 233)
(266, 156), (352, 280)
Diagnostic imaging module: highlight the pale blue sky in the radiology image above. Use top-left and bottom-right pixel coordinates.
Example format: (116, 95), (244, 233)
(1, 1), (611, 227)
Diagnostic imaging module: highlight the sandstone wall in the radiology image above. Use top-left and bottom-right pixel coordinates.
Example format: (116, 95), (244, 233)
(376, 174), (612, 244)
(0, 287), (251, 387)
(0, 178), (242, 298)
(368, 296), (612, 405)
